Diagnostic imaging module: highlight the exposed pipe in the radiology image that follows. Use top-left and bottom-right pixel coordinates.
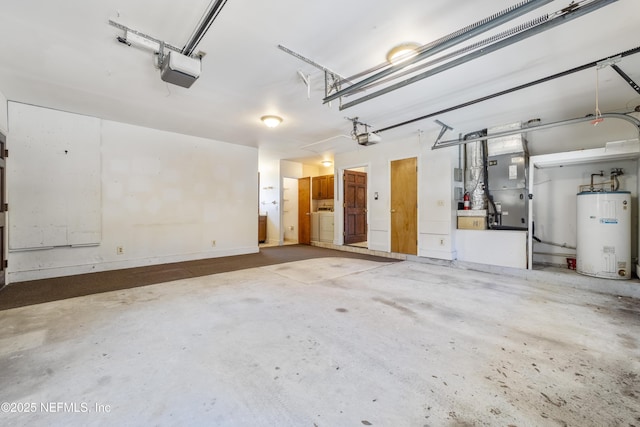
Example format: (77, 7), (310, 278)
(432, 113), (640, 150)
(535, 240), (577, 250)
(590, 171), (604, 191)
(323, 0), (555, 103)
(339, 0), (618, 110)
(375, 46), (640, 135)
(533, 251), (576, 257)
(611, 168), (623, 191)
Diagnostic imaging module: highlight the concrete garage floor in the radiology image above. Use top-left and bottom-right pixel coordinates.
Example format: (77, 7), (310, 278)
(0, 258), (639, 426)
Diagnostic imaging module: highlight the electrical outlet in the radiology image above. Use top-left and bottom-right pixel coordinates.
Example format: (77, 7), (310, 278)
(116, 246), (124, 255)
(211, 240), (216, 247)
(439, 239), (445, 246)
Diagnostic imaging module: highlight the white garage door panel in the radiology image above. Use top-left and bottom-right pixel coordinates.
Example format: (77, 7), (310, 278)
(8, 102), (101, 250)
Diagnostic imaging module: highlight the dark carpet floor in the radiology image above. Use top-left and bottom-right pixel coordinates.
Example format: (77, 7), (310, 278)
(0, 245), (399, 311)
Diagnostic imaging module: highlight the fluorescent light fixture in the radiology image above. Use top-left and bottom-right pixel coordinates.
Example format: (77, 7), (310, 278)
(261, 115), (283, 128)
(321, 160), (332, 167)
(386, 42), (420, 64)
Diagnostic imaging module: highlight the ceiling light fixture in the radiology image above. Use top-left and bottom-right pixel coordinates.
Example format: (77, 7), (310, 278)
(386, 42), (421, 64)
(321, 160), (332, 167)
(261, 115), (283, 128)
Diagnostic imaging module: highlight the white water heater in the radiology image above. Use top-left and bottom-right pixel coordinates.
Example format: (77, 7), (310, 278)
(576, 191), (631, 280)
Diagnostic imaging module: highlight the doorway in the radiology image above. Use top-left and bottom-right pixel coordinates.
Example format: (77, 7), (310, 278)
(282, 177), (300, 245)
(0, 132), (6, 287)
(344, 168), (368, 247)
(297, 177), (311, 245)
(390, 157), (417, 255)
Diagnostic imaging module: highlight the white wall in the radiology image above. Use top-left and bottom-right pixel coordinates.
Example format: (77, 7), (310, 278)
(9, 103), (102, 249)
(334, 130), (457, 256)
(0, 89), (7, 134)
(8, 106), (258, 282)
(420, 140), (458, 260)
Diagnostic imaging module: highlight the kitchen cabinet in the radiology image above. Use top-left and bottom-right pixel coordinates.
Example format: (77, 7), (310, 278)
(312, 174), (334, 200)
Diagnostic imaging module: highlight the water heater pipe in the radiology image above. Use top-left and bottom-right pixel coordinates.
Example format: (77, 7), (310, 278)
(590, 171), (604, 191)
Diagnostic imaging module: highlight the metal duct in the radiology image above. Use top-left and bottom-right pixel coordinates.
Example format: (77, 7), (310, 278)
(465, 138), (487, 210)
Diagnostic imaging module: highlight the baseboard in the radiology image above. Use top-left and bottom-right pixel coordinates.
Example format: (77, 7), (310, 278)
(7, 246), (259, 283)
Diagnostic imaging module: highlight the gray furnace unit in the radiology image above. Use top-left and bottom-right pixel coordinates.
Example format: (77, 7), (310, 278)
(486, 123), (529, 230)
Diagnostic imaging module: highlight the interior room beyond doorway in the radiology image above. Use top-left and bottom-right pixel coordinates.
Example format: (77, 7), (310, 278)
(282, 177), (299, 245)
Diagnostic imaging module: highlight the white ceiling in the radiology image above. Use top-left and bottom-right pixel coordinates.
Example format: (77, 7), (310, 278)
(0, 0), (639, 163)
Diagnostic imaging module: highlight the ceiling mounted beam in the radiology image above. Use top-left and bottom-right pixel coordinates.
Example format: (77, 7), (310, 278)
(323, 0), (555, 104)
(182, 0), (229, 57)
(109, 20), (182, 53)
(339, 0), (619, 110)
(342, 13), (551, 98)
(431, 113), (640, 150)
(611, 65), (640, 95)
(374, 46), (640, 135)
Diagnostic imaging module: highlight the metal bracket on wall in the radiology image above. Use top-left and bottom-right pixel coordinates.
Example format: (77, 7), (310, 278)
(277, 45), (347, 106)
(297, 71), (311, 99)
(596, 54), (621, 69)
(434, 120), (453, 144)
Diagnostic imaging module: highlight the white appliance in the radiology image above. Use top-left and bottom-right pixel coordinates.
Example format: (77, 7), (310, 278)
(319, 212), (334, 243)
(576, 191), (631, 280)
(311, 213), (319, 241)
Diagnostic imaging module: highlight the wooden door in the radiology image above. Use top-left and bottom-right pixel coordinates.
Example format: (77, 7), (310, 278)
(390, 157), (417, 255)
(298, 177), (311, 245)
(0, 133), (6, 287)
(344, 170), (367, 244)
